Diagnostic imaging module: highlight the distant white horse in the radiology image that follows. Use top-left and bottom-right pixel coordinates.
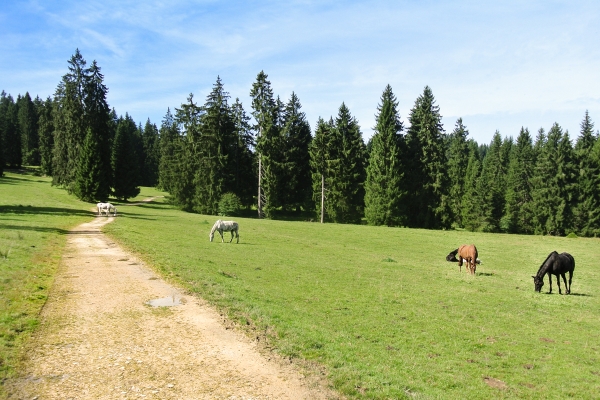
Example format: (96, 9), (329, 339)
(209, 220), (239, 243)
(96, 202), (117, 217)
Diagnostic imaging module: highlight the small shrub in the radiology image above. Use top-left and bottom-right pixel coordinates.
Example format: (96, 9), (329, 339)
(566, 232), (578, 238)
(218, 193), (241, 216)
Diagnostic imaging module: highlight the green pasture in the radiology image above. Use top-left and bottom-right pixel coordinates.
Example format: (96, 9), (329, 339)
(104, 193), (600, 399)
(0, 170), (94, 390)
(2, 171), (600, 399)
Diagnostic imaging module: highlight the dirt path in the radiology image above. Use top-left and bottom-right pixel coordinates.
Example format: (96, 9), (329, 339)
(7, 204), (336, 399)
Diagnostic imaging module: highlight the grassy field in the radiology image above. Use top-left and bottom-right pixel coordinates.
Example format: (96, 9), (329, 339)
(0, 170), (94, 391)
(2, 172), (600, 399)
(103, 192), (600, 399)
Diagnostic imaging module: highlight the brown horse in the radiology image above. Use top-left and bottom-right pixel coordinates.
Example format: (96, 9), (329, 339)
(446, 244), (479, 275)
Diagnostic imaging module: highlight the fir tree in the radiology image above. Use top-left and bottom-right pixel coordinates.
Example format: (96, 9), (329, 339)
(112, 114), (140, 200)
(446, 118), (470, 227)
(38, 97), (54, 176)
(158, 108), (180, 193)
(52, 49), (88, 191)
(250, 71), (280, 218)
(364, 85), (405, 226)
(74, 127), (106, 202)
(309, 117), (334, 223)
(280, 92), (312, 212)
(501, 128), (535, 233)
(1, 93), (21, 167)
(230, 98), (256, 207)
(573, 111), (600, 236)
(18, 92), (39, 165)
(140, 119), (160, 187)
(194, 76), (236, 215)
(461, 141), (483, 231)
(405, 86), (449, 228)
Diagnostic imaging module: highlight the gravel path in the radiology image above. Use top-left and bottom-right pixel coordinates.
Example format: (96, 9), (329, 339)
(7, 208), (336, 399)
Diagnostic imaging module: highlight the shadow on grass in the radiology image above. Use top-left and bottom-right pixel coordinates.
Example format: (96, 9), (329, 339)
(0, 223), (70, 235)
(0, 205), (91, 216)
(477, 272), (494, 276)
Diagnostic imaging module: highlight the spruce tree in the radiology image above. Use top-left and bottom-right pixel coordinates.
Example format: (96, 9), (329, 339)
(38, 97), (54, 176)
(461, 141), (483, 231)
(531, 123), (576, 235)
(309, 117), (334, 223)
(280, 92), (312, 212)
(573, 111), (600, 236)
(52, 49), (88, 191)
(111, 114), (140, 200)
(158, 108), (180, 193)
(74, 127), (106, 202)
(1, 93), (21, 167)
(250, 71), (280, 218)
(405, 86), (449, 228)
(18, 92), (39, 165)
(140, 119), (160, 187)
(446, 118), (470, 227)
(194, 76), (236, 215)
(230, 98), (256, 207)
(501, 128), (535, 233)
(364, 85), (405, 226)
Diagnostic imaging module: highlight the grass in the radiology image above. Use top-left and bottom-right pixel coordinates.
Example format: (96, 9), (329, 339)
(103, 195), (600, 399)
(2, 172), (600, 398)
(0, 170), (95, 396)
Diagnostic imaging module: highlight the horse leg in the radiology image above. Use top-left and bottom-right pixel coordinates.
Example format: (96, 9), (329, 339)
(219, 230), (225, 243)
(547, 273), (553, 294)
(560, 273), (568, 295)
(567, 271), (573, 294)
(229, 231), (234, 243)
(458, 258), (463, 272)
(236, 230), (239, 244)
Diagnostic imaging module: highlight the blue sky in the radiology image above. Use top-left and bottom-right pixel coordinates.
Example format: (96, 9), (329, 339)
(1, 0), (599, 144)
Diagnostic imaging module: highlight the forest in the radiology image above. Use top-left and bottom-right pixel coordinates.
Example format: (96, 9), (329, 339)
(1, 49), (599, 237)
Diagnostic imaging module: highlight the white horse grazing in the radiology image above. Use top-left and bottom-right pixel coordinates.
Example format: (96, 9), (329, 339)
(96, 202), (117, 217)
(209, 220), (239, 243)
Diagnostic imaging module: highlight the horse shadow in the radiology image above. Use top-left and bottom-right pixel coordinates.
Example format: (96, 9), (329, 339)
(0, 205), (91, 217)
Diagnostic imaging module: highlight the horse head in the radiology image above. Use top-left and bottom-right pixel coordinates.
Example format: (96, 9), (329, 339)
(532, 275), (544, 292)
(446, 249), (459, 262)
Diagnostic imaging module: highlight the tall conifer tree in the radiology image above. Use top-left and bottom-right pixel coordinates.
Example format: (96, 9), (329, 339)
(38, 97), (54, 176)
(573, 111), (600, 236)
(112, 114), (140, 200)
(309, 118), (335, 223)
(250, 71), (279, 218)
(230, 98), (256, 207)
(280, 92), (312, 212)
(1, 93), (21, 167)
(446, 118), (470, 227)
(501, 128), (535, 233)
(158, 108), (180, 193)
(405, 86), (449, 228)
(18, 92), (39, 165)
(364, 85), (405, 226)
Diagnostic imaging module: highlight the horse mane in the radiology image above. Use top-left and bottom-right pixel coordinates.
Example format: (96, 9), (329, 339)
(210, 220), (222, 234)
(536, 251), (558, 276)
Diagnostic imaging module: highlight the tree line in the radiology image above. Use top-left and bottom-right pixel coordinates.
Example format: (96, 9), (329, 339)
(1, 50), (599, 237)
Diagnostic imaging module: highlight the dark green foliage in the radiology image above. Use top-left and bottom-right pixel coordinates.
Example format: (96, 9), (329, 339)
(405, 86), (449, 228)
(140, 119), (160, 187)
(37, 97), (54, 176)
(460, 141), (483, 231)
(364, 85), (405, 226)
(573, 111), (600, 236)
(158, 108), (180, 193)
(473, 132), (511, 232)
(309, 117), (333, 223)
(501, 128), (535, 233)
(111, 114), (140, 201)
(17, 92), (39, 165)
(531, 124), (576, 235)
(52, 49), (88, 191)
(218, 192), (241, 216)
(1, 93), (21, 167)
(230, 98), (256, 207)
(74, 127), (107, 202)
(280, 92), (312, 212)
(446, 118), (470, 227)
(193, 76), (237, 215)
(330, 103), (366, 224)
(250, 71), (280, 218)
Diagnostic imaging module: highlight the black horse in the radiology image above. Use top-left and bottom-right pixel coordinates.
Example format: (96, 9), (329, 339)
(532, 251), (575, 294)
